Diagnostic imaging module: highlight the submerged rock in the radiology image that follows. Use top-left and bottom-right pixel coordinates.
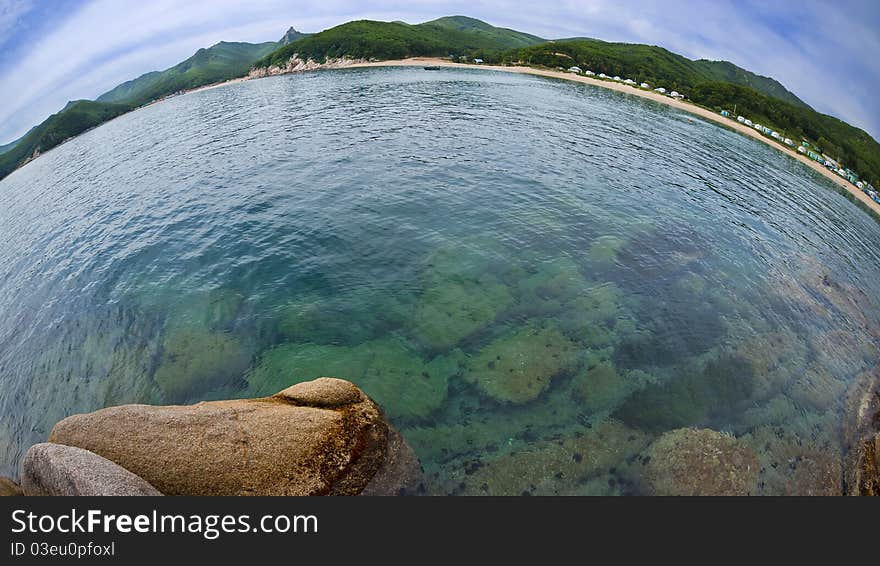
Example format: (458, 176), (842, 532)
(436, 420), (649, 495)
(514, 257), (588, 317)
(641, 428), (759, 496)
(410, 277), (513, 352)
(358, 339), (464, 420)
(246, 343), (373, 397)
(586, 235), (625, 269)
(614, 353), (756, 432)
(0, 476), (22, 496)
(741, 424), (842, 496)
(571, 362), (647, 415)
(154, 326), (250, 403)
(49, 378), (425, 496)
(247, 339), (461, 420)
(20, 443), (162, 496)
(464, 324), (578, 404)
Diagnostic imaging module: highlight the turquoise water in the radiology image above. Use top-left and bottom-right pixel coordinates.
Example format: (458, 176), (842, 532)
(1, 67), (878, 494)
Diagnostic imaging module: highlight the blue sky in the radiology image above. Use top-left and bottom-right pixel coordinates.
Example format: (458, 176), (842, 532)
(1, 0), (879, 145)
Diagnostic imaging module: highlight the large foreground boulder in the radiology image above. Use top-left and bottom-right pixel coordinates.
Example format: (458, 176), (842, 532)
(0, 476), (22, 496)
(49, 378), (425, 496)
(20, 443), (162, 496)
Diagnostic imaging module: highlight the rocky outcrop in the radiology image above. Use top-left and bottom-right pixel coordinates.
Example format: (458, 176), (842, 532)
(641, 428), (759, 496)
(0, 476), (22, 496)
(20, 443), (162, 496)
(48, 378), (425, 496)
(844, 365), (880, 495)
(248, 55), (367, 79)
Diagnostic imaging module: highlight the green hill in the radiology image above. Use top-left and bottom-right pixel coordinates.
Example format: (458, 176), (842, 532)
(98, 41), (279, 106)
(2, 16), (877, 187)
(423, 15), (545, 48)
(254, 18), (545, 69)
(0, 135), (23, 155)
(497, 39), (809, 108)
(688, 82), (880, 186)
(0, 100), (133, 180)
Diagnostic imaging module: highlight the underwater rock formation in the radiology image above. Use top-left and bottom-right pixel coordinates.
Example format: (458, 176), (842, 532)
(246, 339), (462, 420)
(614, 353), (756, 432)
(641, 428), (759, 495)
(435, 420), (650, 495)
(154, 326), (250, 402)
(741, 424), (841, 496)
(48, 378), (426, 496)
(513, 257), (588, 317)
(463, 324), (578, 404)
(411, 277), (513, 352)
(246, 342), (374, 396)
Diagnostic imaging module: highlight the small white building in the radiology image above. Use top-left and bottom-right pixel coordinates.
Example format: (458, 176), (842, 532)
(753, 123), (762, 131)
(640, 82), (650, 88)
(474, 58), (484, 64)
(568, 66), (582, 73)
(771, 131), (781, 140)
(737, 116), (746, 123)
(585, 70), (595, 76)
(599, 73), (607, 78)
(624, 78), (636, 85)
(797, 145), (807, 154)
(613, 75), (622, 81)
(655, 87), (667, 94)
(744, 119), (753, 126)
(856, 181), (865, 189)
(784, 138), (794, 146)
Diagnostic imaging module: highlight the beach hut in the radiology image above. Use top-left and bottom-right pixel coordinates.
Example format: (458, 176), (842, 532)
(737, 116), (746, 123)
(585, 70), (595, 76)
(784, 138), (794, 146)
(797, 145), (807, 154)
(720, 110), (730, 117)
(613, 75), (622, 81)
(641, 82), (650, 88)
(753, 123), (762, 131)
(856, 181), (865, 190)
(624, 78), (636, 85)
(654, 87), (666, 93)
(771, 131), (781, 140)
(744, 119), (753, 126)
(568, 66), (582, 73)
(599, 73), (607, 78)
(474, 58), (484, 64)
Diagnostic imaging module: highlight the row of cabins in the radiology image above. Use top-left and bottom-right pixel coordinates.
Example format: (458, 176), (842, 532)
(722, 111), (878, 204)
(566, 67), (684, 99)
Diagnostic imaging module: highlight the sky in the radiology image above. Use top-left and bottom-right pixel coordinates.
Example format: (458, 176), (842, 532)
(1, 0), (879, 145)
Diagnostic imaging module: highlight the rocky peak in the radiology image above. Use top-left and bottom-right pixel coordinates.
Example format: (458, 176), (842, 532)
(280, 26), (304, 45)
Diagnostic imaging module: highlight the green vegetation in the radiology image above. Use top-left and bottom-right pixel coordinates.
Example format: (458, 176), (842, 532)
(98, 41), (279, 106)
(688, 82), (880, 186)
(496, 39), (808, 107)
(0, 100), (133, 180)
(0, 41), (277, 180)
(254, 17), (545, 69)
(2, 15), (878, 188)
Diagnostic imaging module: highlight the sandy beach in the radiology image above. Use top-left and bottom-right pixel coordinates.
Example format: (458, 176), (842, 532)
(340, 57), (880, 218)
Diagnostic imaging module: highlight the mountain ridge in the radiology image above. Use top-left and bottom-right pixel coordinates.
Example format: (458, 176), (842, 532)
(1, 15), (875, 186)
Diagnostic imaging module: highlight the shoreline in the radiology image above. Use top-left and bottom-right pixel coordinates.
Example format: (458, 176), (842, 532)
(8, 56), (879, 219)
(343, 57), (880, 218)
